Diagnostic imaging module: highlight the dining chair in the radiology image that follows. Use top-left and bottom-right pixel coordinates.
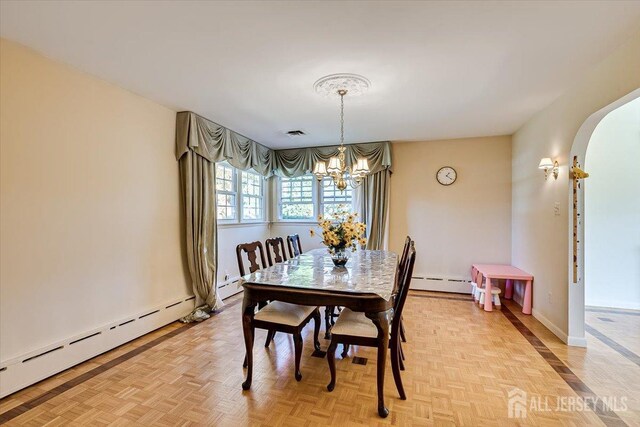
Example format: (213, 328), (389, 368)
(286, 234), (303, 258)
(338, 237), (411, 362)
(326, 242), (416, 405)
(236, 241), (321, 381)
(265, 237), (288, 266)
(396, 236), (412, 344)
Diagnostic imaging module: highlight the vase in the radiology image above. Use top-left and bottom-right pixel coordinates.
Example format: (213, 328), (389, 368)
(331, 248), (350, 267)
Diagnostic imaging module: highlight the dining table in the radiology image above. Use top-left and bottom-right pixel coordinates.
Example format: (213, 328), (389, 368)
(240, 248), (398, 417)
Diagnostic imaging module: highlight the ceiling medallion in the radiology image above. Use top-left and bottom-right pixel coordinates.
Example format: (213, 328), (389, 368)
(312, 74), (371, 192)
(313, 73), (371, 97)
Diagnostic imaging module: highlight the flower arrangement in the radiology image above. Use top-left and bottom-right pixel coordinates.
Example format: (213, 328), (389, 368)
(310, 206), (366, 265)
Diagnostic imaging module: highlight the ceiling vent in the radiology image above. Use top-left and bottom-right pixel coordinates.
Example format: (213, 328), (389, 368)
(286, 130), (306, 136)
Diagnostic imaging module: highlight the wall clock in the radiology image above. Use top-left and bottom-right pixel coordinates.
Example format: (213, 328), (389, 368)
(436, 166), (457, 186)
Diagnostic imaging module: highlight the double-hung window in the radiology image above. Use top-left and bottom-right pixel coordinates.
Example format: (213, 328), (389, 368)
(215, 162), (265, 223)
(241, 169), (264, 221)
(320, 178), (353, 216)
(216, 162), (237, 221)
(279, 175), (316, 220)
(277, 174), (355, 221)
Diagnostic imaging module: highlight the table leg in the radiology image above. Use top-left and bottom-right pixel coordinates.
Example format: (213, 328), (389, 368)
(484, 278), (493, 312)
(366, 310), (391, 418)
(523, 280), (532, 315)
(324, 306), (333, 339)
(241, 294), (256, 390)
(505, 279), (513, 300)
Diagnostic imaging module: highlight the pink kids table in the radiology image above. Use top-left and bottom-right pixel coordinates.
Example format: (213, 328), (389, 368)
(472, 264), (533, 314)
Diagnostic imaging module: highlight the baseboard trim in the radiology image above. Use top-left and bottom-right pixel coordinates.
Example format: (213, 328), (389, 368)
(0, 294), (194, 398)
(532, 308), (568, 344)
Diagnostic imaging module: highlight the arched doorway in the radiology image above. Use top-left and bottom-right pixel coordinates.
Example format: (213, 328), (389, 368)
(567, 88), (640, 346)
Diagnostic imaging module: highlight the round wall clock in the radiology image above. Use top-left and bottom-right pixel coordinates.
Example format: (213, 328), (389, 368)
(436, 166), (457, 186)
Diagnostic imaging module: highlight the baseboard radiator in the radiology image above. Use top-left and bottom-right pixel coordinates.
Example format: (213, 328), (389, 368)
(0, 295), (194, 398)
(410, 275), (473, 294)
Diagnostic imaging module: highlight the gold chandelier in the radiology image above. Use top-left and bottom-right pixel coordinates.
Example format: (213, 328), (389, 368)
(312, 74), (370, 191)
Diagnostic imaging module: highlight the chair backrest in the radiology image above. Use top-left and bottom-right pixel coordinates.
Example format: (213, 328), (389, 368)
(398, 236), (412, 277)
(265, 237), (288, 266)
(236, 241), (267, 276)
(391, 242), (416, 341)
(393, 236), (412, 296)
(287, 234), (303, 258)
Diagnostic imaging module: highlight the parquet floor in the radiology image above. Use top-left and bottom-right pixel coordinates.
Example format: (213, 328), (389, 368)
(1, 292), (639, 426)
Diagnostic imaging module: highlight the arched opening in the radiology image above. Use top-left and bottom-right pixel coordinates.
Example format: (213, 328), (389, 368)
(567, 89), (640, 346)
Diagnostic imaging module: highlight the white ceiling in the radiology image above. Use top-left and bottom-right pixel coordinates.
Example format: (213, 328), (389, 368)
(2, 1), (639, 149)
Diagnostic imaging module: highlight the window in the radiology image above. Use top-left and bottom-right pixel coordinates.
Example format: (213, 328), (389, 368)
(279, 175), (315, 220)
(277, 175), (355, 221)
(321, 178), (353, 216)
(241, 170), (264, 221)
(216, 162), (237, 220)
(215, 162), (265, 222)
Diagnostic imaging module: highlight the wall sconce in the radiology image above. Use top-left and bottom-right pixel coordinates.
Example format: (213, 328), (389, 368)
(538, 158), (559, 180)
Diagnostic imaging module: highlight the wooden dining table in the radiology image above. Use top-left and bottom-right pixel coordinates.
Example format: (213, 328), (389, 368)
(240, 248), (398, 417)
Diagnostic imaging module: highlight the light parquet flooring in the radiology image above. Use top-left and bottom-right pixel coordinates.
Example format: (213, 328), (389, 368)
(1, 292), (639, 426)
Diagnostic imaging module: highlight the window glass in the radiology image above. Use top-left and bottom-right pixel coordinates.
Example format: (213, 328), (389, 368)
(241, 170), (264, 220)
(280, 175), (315, 219)
(216, 162), (237, 220)
(321, 178), (353, 217)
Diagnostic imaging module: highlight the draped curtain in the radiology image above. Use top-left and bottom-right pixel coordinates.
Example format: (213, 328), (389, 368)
(175, 111), (392, 321)
(356, 169), (391, 250)
(175, 112), (274, 321)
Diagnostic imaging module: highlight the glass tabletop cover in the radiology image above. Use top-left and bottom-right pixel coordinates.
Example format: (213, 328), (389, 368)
(240, 249), (398, 301)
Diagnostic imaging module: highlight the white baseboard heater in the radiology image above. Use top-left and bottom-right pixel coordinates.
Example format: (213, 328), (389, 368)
(410, 275), (472, 294)
(0, 295), (194, 398)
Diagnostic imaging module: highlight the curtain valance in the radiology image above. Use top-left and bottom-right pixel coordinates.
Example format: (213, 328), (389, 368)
(176, 111), (274, 176)
(272, 140), (392, 178)
(176, 111), (392, 177)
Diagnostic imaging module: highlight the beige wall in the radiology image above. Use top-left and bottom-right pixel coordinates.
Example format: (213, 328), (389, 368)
(511, 30), (640, 341)
(0, 39), (189, 361)
(389, 136), (512, 284)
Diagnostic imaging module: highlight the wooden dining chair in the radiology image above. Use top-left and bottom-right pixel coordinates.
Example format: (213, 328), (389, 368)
(326, 242), (416, 414)
(265, 237), (288, 266)
(397, 236), (412, 344)
(236, 241), (321, 381)
(286, 234), (303, 258)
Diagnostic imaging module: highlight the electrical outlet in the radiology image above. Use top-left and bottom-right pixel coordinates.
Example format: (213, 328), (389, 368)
(224, 272), (230, 282)
(554, 202), (560, 216)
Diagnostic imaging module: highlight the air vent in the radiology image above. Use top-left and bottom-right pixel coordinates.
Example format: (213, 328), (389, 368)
(286, 130), (306, 136)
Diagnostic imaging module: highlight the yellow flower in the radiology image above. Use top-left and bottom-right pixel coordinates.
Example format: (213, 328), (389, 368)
(309, 229), (315, 237)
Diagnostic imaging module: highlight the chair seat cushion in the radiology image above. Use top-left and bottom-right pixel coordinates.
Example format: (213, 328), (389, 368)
(331, 308), (378, 338)
(254, 301), (315, 326)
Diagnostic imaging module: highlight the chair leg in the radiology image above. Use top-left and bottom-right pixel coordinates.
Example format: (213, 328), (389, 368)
(390, 335), (406, 400)
(293, 333), (303, 381)
(400, 317), (407, 342)
(326, 339), (338, 391)
(341, 343), (349, 358)
(399, 339), (405, 360)
(264, 330), (275, 347)
(312, 309), (321, 351)
(399, 340), (405, 371)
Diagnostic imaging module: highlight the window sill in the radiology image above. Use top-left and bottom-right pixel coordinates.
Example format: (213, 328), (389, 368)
(218, 221), (269, 229)
(271, 220), (319, 226)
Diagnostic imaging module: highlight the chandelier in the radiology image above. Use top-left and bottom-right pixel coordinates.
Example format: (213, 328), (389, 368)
(312, 74), (371, 191)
